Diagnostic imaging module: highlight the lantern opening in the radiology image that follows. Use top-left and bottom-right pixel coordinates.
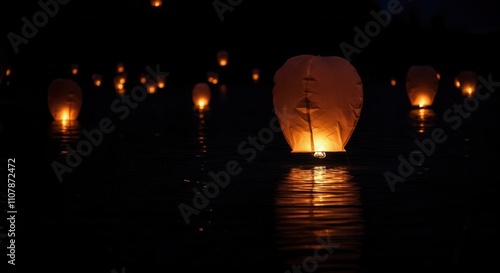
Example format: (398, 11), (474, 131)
(313, 151), (326, 159)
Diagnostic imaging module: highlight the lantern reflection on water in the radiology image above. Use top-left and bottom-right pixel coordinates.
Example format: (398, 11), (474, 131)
(192, 82), (211, 111)
(275, 165), (363, 270)
(408, 108), (436, 134)
(406, 65), (439, 108)
(272, 55), (363, 159)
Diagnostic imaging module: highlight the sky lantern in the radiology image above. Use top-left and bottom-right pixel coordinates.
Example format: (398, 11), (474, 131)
(456, 70), (477, 96)
(146, 79), (157, 94)
(71, 63), (79, 75)
(117, 62), (125, 73)
(151, 0), (162, 7)
(216, 50), (228, 67)
(272, 55), (363, 159)
(390, 77), (397, 86)
(91, 74), (102, 87)
(192, 82), (211, 111)
(5, 67), (11, 76)
(139, 73), (147, 84)
(156, 75), (166, 88)
(252, 68), (260, 83)
(207, 72), (219, 84)
(47, 79), (83, 125)
(406, 65), (439, 108)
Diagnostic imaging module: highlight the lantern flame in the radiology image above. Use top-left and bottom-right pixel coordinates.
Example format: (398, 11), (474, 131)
(313, 151), (326, 159)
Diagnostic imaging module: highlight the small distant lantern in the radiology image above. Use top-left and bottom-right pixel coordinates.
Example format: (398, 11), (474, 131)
(5, 68), (11, 76)
(156, 75), (166, 88)
(47, 79), (83, 125)
(436, 72), (441, 80)
(406, 65), (439, 108)
(252, 68), (260, 83)
(456, 70), (477, 97)
(192, 82), (211, 111)
(71, 64), (79, 75)
(219, 84), (227, 94)
(390, 78), (397, 86)
(146, 79), (157, 94)
(116, 72), (127, 85)
(151, 0), (162, 7)
(114, 76), (126, 94)
(273, 55), (363, 159)
(207, 72), (219, 84)
(454, 78), (461, 88)
(217, 51), (228, 67)
(117, 63), (125, 73)
(139, 74), (147, 84)
(92, 74), (102, 87)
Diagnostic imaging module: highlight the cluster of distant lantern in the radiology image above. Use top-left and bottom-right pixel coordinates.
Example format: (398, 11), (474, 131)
(39, 52), (478, 159)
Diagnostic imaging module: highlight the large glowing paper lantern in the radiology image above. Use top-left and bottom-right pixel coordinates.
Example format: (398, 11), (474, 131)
(47, 79), (83, 123)
(217, 51), (228, 67)
(272, 55), (363, 158)
(456, 70), (477, 96)
(406, 65), (439, 108)
(192, 82), (211, 111)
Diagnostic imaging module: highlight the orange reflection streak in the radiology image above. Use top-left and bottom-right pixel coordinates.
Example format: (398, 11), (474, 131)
(275, 166), (364, 270)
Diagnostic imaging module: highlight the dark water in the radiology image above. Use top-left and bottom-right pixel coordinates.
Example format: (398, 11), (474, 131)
(1, 70), (500, 273)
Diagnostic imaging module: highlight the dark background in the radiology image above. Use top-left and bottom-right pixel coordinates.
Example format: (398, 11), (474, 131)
(2, 0), (500, 86)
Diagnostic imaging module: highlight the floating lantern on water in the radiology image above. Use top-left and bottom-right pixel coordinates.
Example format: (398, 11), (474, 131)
(139, 73), (147, 84)
(273, 55), (363, 159)
(252, 68), (260, 83)
(207, 72), (219, 85)
(92, 74), (102, 87)
(456, 70), (477, 97)
(217, 50), (228, 67)
(151, 0), (162, 7)
(406, 65), (439, 108)
(114, 75), (126, 95)
(47, 79), (83, 125)
(192, 82), (211, 111)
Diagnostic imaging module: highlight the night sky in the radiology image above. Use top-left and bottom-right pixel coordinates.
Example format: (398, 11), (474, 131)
(2, 0), (500, 86)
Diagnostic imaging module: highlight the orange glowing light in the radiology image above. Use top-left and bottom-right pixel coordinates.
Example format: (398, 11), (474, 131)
(117, 63), (125, 73)
(192, 82), (211, 111)
(151, 0), (162, 7)
(390, 78), (396, 86)
(47, 79), (83, 122)
(217, 51), (228, 67)
(252, 68), (260, 82)
(406, 65), (438, 108)
(71, 64), (79, 75)
(5, 68), (11, 76)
